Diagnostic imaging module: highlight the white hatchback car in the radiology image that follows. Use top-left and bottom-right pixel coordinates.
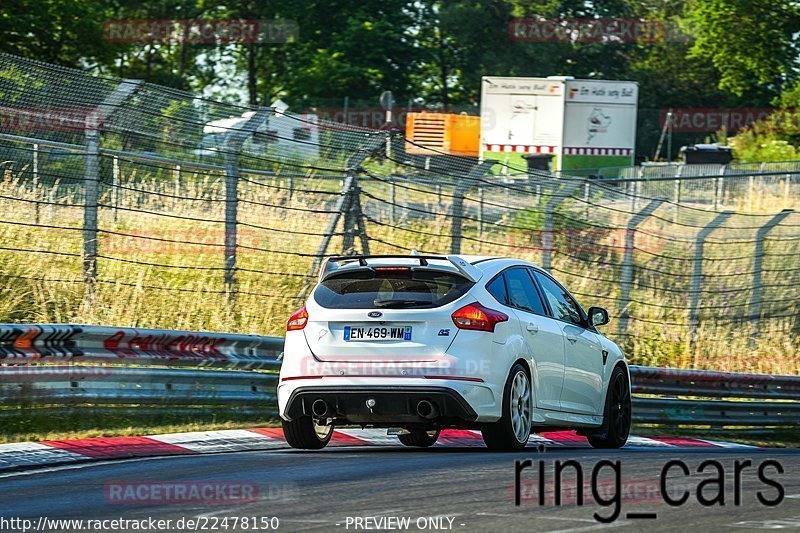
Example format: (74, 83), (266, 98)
(278, 254), (631, 450)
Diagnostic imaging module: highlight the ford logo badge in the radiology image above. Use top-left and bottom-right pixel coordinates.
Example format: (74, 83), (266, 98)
(368, 311), (383, 318)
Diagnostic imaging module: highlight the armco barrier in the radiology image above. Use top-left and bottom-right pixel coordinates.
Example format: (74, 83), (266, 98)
(0, 324), (282, 369)
(1, 324), (799, 427)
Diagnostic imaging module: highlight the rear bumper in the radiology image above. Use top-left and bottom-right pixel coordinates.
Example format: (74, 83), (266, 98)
(281, 385), (479, 425)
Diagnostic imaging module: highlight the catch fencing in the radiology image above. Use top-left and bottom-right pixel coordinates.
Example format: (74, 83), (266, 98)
(0, 52), (799, 369)
(1, 324), (799, 428)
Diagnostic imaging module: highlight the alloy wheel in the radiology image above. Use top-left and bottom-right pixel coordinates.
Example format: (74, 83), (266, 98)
(510, 370), (531, 443)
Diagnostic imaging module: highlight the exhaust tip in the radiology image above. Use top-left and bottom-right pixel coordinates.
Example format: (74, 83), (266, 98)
(416, 399), (438, 419)
(311, 399), (330, 418)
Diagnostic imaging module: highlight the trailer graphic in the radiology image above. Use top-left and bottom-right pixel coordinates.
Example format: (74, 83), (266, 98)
(480, 76), (638, 171)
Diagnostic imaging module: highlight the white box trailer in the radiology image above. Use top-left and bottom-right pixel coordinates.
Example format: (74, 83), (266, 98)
(479, 76), (638, 171)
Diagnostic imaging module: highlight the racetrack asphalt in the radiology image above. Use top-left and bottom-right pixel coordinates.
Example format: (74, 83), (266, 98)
(1, 443), (798, 532)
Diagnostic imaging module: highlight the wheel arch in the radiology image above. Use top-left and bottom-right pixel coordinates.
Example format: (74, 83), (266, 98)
(513, 357), (532, 376)
(594, 359), (631, 420)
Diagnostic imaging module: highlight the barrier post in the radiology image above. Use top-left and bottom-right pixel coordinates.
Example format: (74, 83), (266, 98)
(299, 135), (386, 299)
(749, 209), (795, 347)
(541, 180), (581, 271)
(83, 79), (143, 299)
(688, 211), (734, 350)
(450, 160), (497, 254)
(617, 200), (663, 339)
(222, 108), (272, 317)
(32, 142), (40, 223)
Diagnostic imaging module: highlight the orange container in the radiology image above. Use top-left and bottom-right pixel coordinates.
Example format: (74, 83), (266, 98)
(405, 112), (480, 157)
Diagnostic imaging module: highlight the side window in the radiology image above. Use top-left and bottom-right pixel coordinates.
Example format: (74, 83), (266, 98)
(485, 275), (508, 305)
(503, 268), (546, 315)
(532, 271), (583, 325)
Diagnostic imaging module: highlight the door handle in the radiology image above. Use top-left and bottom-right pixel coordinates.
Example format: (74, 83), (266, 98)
(566, 335), (578, 344)
(526, 323), (539, 334)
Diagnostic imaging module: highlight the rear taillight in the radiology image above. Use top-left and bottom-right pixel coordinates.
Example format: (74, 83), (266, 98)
(287, 306), (308, 331)
(451, 303), (508, 332)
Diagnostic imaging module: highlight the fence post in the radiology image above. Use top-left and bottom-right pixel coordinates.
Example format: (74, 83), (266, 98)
(83, 129), (100, 293)
(688, 211), (734, 350)
(616, 200), (664, 339)
(112, 155), (120, 223)
(299, 135), (387, 299)
(450, 160), (497, 254)
(32, 142), (40, 224)
(82, 78), (143, 298)
(672, 165), (683, 223)
(583, 181), (590, 219)
(222, 108), (272, 315)
(714, 165), (726, 209)
(390, 178), (396, 225)
(174, 164), (182, 197)
(541, 180), (581, 271)
(785, 174), (792, 204)
(477, 187), (484, 242)
(341, 178), (357, 253)
(749, 209), (794, 346)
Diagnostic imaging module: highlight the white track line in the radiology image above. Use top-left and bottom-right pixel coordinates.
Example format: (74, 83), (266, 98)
(623, 436), (677, 448)
(0, 442), (88, 469)
(694, 439), (758, 449)
(334, 428), (399, 445)
(148, 429), (285, 453)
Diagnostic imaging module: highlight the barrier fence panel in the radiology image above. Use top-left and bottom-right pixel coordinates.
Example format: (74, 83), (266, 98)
(0, 52), (799, 373)
(1, 325), (798, 427)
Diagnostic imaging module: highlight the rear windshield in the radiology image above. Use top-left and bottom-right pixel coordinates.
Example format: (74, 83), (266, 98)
(314, 268), (474, 309)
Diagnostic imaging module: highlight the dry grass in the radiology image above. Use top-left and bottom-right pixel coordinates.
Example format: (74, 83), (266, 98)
(0, 406), (279, 444)
(0, 166), (798, 375)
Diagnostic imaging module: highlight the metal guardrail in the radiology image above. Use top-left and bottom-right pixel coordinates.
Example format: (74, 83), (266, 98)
(0, 324), (283, 370)
(1, 324), (798, 427)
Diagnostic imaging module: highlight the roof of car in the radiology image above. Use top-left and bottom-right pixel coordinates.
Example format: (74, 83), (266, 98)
(319, 255), (543, 280)
(463, 255), (534, 267)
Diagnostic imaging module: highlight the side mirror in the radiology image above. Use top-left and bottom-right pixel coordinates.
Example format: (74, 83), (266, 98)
(588, 306), (609, 327)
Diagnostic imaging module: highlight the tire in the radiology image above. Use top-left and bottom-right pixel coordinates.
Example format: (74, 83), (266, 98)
(282, 416), (333, 450)
(482, 363), (532, 451)
(398, 429), (440, 447)
(588, 367), (631, 449)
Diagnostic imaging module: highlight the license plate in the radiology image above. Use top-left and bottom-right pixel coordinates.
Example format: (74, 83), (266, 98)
(343, 326), (412, 341)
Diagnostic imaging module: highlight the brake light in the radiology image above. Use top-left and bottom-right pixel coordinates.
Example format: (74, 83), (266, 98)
(287, 306), (308, 331)
(451, 303), (508, 332)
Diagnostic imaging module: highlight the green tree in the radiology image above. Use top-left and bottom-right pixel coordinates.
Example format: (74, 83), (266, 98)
(0, 0), (112, 67)
(684, 0), (800, 96)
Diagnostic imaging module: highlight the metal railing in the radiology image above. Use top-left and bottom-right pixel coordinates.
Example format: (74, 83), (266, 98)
(2, 324), (798, 428)
(1, 52), (799, 364)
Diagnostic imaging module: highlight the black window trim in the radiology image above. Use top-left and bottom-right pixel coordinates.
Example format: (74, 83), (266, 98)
(529, 267), (591, 329)
(484, 271), (509, 307)
(486, 266), (548, 317)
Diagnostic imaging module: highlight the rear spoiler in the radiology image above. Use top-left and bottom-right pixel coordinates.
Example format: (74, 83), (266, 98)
(318, 255), (483, 283)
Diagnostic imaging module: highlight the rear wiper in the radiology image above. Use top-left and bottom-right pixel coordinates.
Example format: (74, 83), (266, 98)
(373, 299), (431, 308)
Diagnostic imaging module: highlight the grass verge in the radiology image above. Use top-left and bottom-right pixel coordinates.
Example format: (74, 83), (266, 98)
(0, 407), (280, 444)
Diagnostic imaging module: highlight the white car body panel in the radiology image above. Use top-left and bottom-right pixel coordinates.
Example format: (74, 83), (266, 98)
(277, 255), (628, 431)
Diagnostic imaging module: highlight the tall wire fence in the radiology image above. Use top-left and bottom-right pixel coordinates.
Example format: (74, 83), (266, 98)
(0, 53), (798, 373)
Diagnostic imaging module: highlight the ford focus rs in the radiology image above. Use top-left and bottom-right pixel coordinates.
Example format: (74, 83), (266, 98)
(277, 254), (631, 450)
